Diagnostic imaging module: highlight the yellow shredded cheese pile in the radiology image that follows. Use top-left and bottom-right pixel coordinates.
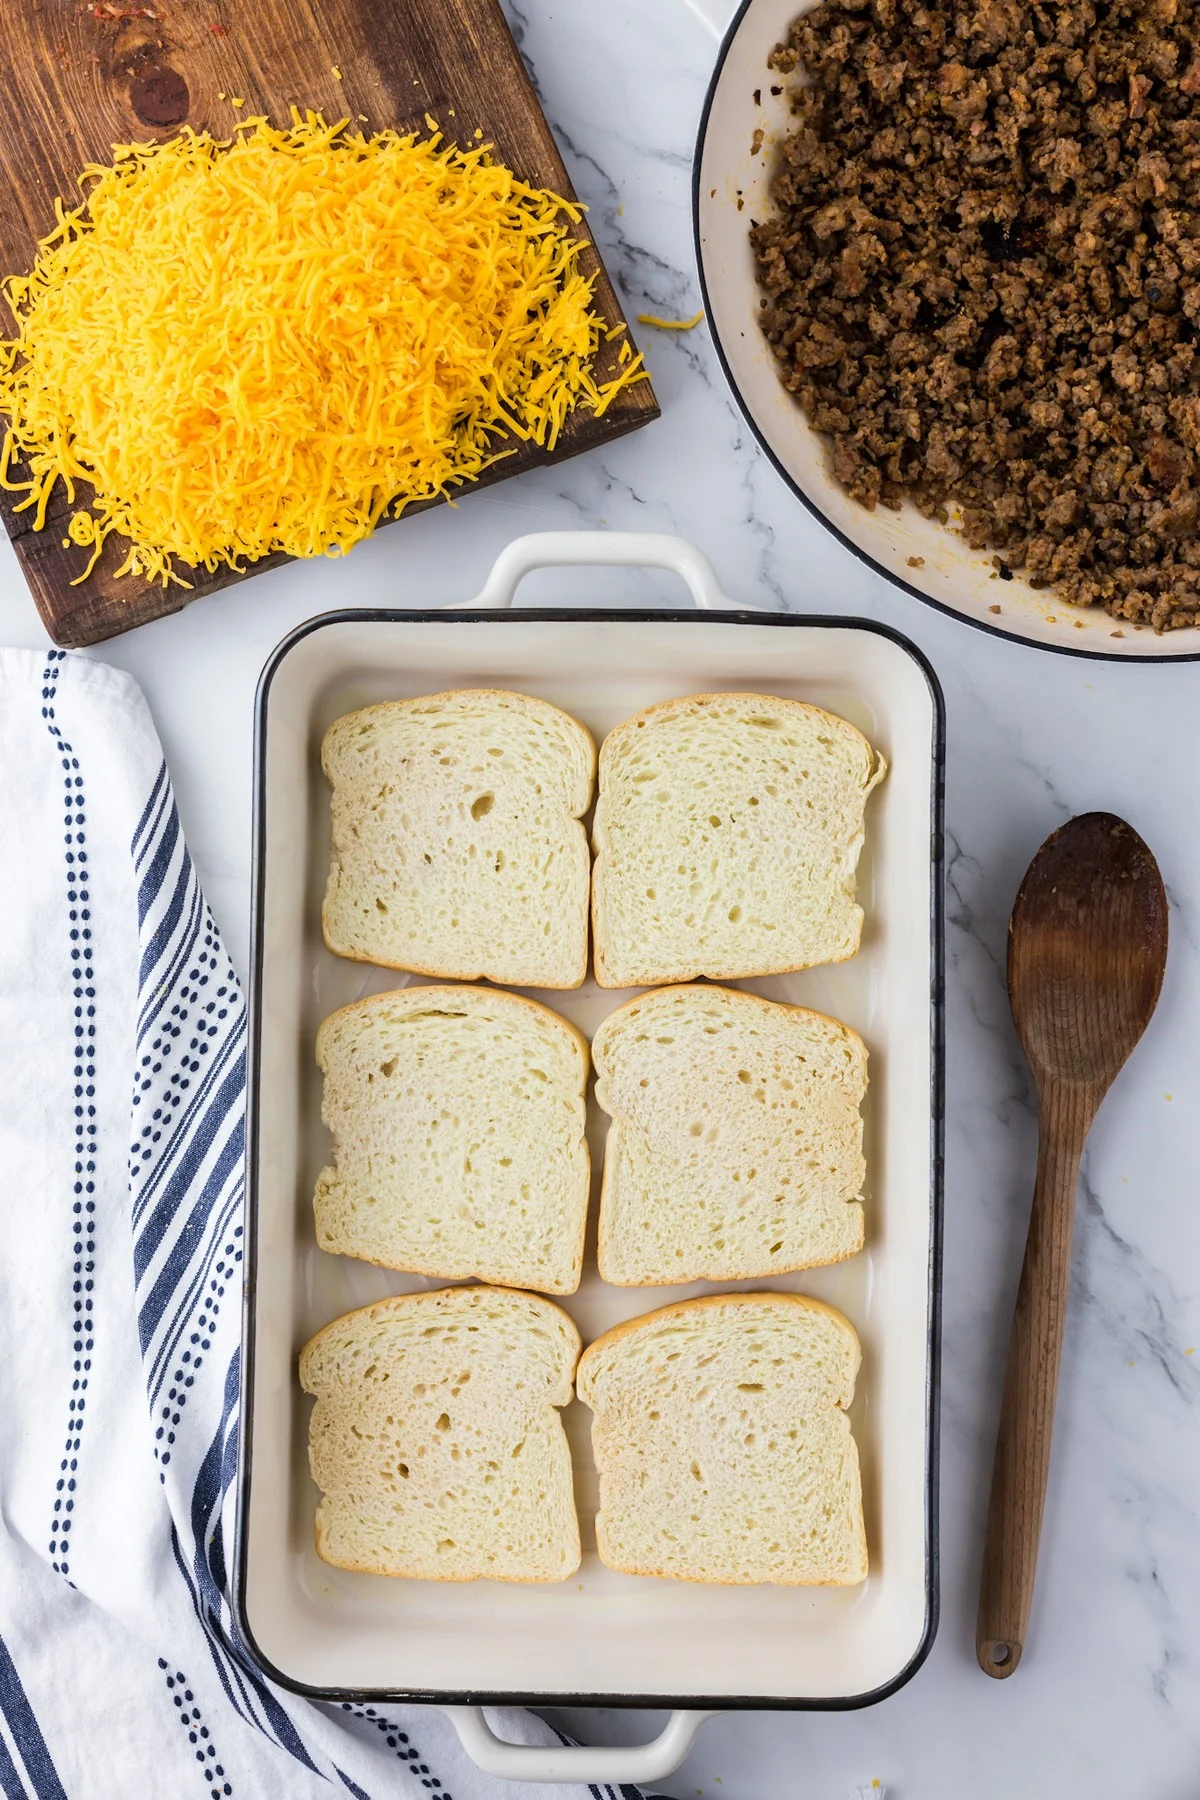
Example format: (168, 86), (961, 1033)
(0, 111), (645, 588)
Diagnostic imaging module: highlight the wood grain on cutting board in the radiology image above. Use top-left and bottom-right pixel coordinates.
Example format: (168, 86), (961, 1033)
(0, 0), (658, 646)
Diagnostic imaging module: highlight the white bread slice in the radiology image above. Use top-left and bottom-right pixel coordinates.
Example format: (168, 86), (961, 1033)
(576, 1293), (867, 1585)
(592, 984), (866, 1285)
(591, 692), (885, 987)
(314, 985), (590, 1295)
(322, 690), (596, 988)
(300, 1286), (582, 1582)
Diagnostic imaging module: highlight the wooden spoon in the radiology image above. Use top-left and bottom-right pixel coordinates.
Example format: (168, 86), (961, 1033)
(977, 812), (1167, 1679)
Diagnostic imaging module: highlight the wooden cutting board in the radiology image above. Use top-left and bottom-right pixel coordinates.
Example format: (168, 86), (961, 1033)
(0, 0), (659, 647)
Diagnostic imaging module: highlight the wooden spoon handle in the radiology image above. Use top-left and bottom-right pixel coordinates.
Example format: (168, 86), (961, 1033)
(977, 1087), (1092, 1677)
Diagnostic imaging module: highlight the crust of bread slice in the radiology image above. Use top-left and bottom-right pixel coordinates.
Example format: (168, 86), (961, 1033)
(591, 692), (885, 988)
(322, 690), (596, 989)
(592, 983), (866, 1285)
(314, 984), (590, 1295)
(300, 1286), (582, 1583)
(576, 1292), (867, 1586)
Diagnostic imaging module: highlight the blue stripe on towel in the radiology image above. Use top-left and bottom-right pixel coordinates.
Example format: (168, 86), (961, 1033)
(0, 1635), (66, 1800)
(137, 877), (204, 1049)
(188, 1354), (241, 1629)
(145, 1185), (242, 1418)
(131, 1015), (244, 1230)
(132, 759), (169, 864)
(136, 803), (182, 974)
(137, 1136), (242, 1362)
(135, 1084), (244, 1297)
(0, 1725), (26, 1800)
(128, 782), (249, 1455)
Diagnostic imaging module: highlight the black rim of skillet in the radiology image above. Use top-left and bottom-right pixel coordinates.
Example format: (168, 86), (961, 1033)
(692, 0), (1200, 664)
(234, 606), (946, 1712)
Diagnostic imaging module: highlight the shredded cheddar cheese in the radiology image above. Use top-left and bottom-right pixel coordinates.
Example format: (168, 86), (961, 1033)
(0, 111), (646, 588)
(636, 309), (705, 331)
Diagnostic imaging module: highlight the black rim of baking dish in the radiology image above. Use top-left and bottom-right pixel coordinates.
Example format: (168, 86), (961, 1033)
(692, 0), (1200, 664)
(234, 605), (946, 1713)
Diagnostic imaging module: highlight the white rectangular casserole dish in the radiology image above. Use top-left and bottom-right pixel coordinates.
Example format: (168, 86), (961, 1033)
(235, 531), (945, 1785)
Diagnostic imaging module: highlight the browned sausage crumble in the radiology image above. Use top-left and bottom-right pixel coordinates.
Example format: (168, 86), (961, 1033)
(751, 0), (1200, 629)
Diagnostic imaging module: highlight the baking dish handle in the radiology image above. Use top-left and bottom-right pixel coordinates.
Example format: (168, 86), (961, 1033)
(457, 530), (726, 612)
(442, 1705), (714, 1785)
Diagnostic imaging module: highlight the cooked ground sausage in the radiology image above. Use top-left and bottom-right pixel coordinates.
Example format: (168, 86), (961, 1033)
(752, 0), (1200, 629)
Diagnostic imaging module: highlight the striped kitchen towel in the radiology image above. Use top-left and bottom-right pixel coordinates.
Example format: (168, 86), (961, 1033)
(0, 649), (656, 1800)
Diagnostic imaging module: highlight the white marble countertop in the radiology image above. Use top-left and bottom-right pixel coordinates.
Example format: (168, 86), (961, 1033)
(2, 2), (1199, 1795)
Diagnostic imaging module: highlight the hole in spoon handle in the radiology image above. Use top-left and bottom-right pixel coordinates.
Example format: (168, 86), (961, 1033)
(978, 1637), (1022, 1678)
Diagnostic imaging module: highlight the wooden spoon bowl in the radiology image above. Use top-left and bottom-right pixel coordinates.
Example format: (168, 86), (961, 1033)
(1011, 813), (1168, 1091)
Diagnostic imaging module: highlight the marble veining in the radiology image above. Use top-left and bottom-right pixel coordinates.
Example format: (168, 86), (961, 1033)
(0, 2), (1198, 1794)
